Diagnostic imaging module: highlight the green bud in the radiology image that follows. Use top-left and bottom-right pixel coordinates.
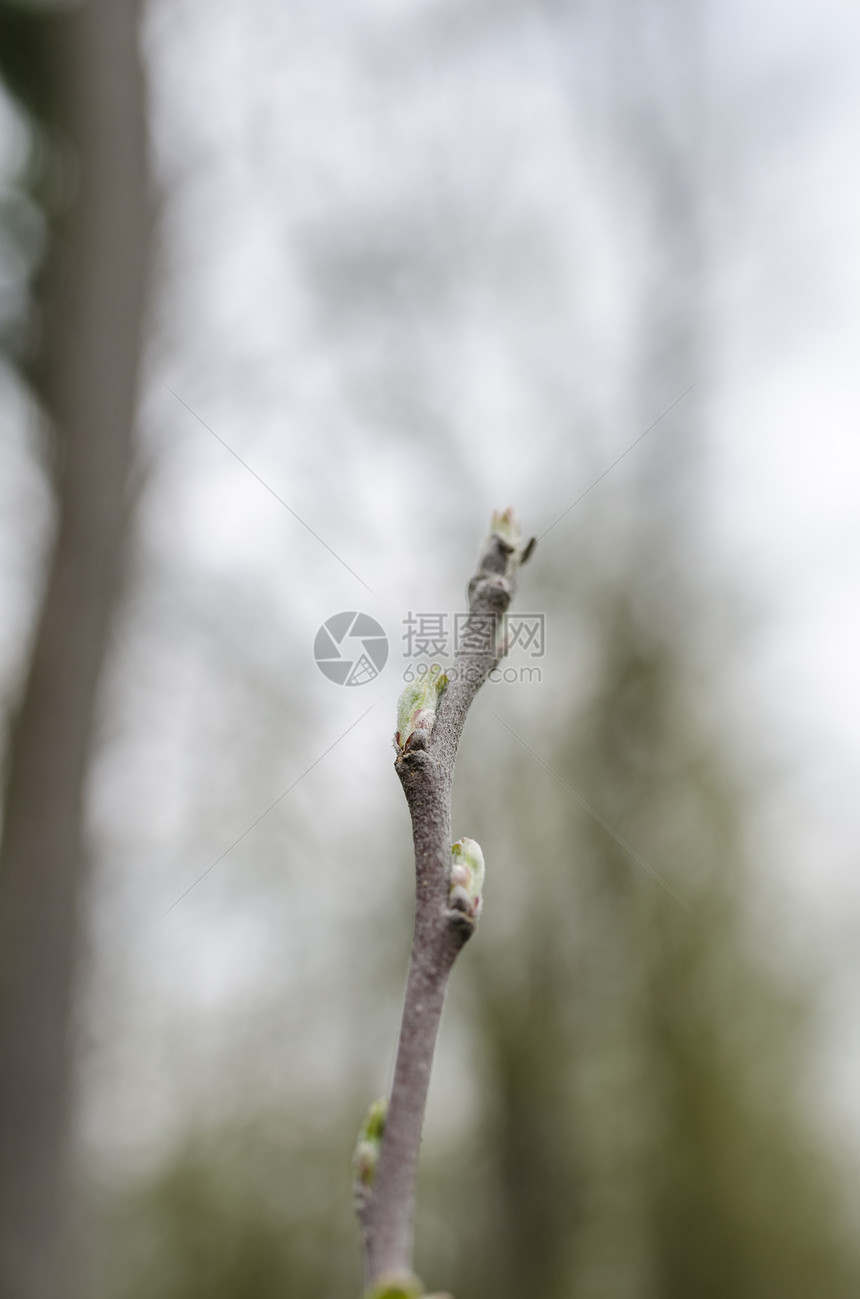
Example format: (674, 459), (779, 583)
(490, 506), (520, 547)
(485, 507), (536, 568)
(365, 1271), (424, 1299)
(449, 837), (485, 920)
(354, 1098), (387, 1188)
(395, 664), (448, 751)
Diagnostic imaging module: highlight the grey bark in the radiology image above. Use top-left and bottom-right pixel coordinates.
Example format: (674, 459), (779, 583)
(360, 525), (531, 1289)
(0, 4), (151, 1297)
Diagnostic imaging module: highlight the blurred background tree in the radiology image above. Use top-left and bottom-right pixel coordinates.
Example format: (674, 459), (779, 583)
(0, 2), (150, 1296)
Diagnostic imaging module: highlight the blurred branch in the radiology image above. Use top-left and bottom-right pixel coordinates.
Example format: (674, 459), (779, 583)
(357, 511), (534, 1295)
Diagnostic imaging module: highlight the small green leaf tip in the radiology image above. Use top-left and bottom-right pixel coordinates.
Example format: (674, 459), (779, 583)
(365, 1270), (424, 1299)
(449, 837), (485, 920)
(354, 1098), (387, 1188)
(395, 664), (448, 752)
(487, 507), (536, 567)
(490, 506), (521, 546)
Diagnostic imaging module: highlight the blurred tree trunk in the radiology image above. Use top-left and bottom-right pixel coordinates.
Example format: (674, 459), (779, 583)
(0, 3), (151, 1297)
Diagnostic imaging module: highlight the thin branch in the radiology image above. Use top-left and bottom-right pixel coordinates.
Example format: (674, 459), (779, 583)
(357, 511), (533, 1295)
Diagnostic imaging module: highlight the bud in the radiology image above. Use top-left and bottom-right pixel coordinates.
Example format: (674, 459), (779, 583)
(448, 837), (485, 920)
(353, 1098), (387, 1189)
(365, 1271), (424, 1299)
(486, 507), (536, 567)
(490, 506), (520, 547)
(395, 664), (448, 752)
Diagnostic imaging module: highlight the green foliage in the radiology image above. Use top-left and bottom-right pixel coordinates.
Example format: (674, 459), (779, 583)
(0, 1), (69, 134)
(0, 1), (78, 403)
(94, 1122), (365, 1299)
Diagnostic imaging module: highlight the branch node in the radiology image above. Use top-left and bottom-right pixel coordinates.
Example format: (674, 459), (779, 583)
(467, 572), (512, 610)
(443, 905), (479, 943)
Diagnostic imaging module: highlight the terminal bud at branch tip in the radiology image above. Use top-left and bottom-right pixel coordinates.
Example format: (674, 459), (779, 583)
(354, 1098), (387, 1188)
(448, 837), (485, 920)
(395, 664), (448, 753)
(490, 506), (521, 546)
(486, 506), (536, 568)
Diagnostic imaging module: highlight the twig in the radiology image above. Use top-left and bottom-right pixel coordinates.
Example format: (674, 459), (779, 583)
(356, 510), (534, 1296)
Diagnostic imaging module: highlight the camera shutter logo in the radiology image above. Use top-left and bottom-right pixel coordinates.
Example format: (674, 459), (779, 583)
(314, 611), (389, 686)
